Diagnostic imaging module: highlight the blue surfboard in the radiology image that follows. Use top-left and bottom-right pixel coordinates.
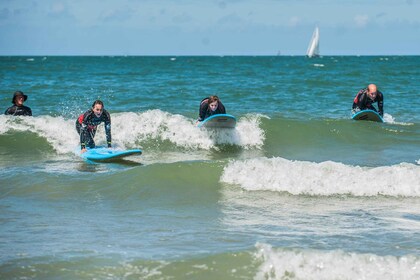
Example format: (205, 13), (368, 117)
(81, 147), (142, 161)
(352, 110), (384, 123)
(197, 114), (236, 128)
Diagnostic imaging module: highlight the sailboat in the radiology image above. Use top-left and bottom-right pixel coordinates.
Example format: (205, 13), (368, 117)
(306, 26), (320, 58)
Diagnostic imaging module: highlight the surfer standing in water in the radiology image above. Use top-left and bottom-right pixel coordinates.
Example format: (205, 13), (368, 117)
(76, 100), (111, 153)
(4, 91), (32, 116)
(197, 95), (226, 123)
(352, 84), (384, 116)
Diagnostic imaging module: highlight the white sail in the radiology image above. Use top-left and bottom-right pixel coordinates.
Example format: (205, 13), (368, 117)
(306, 27), (320, 58)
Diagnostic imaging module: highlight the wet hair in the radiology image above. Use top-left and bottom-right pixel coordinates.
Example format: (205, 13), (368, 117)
(91, 100), (104, 108)
(208, 95), (219, 104)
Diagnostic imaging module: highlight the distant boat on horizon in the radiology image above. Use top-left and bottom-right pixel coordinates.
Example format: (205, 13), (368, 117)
(306, 26), (320, 58)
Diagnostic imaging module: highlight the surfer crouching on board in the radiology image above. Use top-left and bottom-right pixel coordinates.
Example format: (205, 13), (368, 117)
(76, 100), (111, 153)
(4, 91), (32, 116)
(197, 95), (226, 123)
(352, 84), (384, 116)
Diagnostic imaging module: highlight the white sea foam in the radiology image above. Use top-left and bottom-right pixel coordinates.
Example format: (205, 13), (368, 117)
(0, 115), (77, 154)
(220, 157), (420, 197)
(382, 113), (394, 123)
(0, 110), (265, 154)
(382, 113), (414, 126)
(112, 110), (265, 150)
(254, 243), (419, 280)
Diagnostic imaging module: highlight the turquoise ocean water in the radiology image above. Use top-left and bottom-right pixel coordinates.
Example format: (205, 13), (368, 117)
(1, 56), (419, 279)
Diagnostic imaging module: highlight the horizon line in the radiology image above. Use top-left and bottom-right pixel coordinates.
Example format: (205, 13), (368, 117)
(1, 54), (419, 57)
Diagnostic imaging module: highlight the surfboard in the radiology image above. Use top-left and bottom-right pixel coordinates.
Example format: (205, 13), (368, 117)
(197, 114), (236, 128)
(80, 147), (142, 161)
(352, 110), (384, 123)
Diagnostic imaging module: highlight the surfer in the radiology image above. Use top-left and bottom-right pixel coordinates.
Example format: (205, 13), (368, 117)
(352, 84), (384, 116)
(76, 100), (111, 153)
(197, 95), (226, 122)
(4, 91), (32, 116)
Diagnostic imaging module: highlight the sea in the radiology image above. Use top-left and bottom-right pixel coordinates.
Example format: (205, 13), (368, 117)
(0, 56), (419, 279)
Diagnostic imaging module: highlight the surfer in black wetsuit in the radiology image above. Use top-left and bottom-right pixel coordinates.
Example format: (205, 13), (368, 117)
(352, 84), (384, 116)
(197, 95), (226, 122)
(4, 91), (32, 116)
(75, 100), (111, 153)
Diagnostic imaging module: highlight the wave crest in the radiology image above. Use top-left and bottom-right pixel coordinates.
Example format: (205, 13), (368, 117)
(220, 157), (420, 197)
(0, 110), (265, 154)
(255, 243), (419, 280)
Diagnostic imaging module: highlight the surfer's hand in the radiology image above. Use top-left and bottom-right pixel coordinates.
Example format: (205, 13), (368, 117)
(81, 148), (87, 154)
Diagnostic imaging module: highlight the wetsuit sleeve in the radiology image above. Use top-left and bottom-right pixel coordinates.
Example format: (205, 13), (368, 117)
(198, 99), (209, 121)
(356, 92), (368, 110)
(377, 92), (384, 116)
(4, 107), (13, 115)
(352, 93), (359, 109)
(103, 110), (112, 148)
(79, 110), (92, 149)
(5, 105), (19, 115)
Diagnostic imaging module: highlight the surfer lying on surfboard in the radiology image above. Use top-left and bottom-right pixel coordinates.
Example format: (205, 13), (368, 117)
(197, 95), (226, 124)
(352, 84), (384, 116)
(76, 100), (112, 154)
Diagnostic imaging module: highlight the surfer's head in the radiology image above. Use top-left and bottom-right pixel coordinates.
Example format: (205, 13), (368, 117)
(91, 100), (104, 117)
(12, 91), (28, 105)
(208, 95), (219, 112)
(367, 84), (378, 100)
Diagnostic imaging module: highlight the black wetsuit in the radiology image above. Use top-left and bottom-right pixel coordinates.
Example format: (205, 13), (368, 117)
(75, 109), (111, 149)
(4, 105), (32, 116)
(198, 97), (226, 121)
(352, 88), (384, 116)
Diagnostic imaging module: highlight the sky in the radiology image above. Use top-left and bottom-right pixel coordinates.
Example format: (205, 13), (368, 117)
(0, 0), (419, 55)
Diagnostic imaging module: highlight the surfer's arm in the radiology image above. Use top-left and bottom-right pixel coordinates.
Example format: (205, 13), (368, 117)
(198, 99), (209, 121)
(79, 125), (88, 150)
(104, 111), (112, 148)
(4, 105), (18, 115)
(79, 111), (91, 149)
(4, 107), (13, 115)
(198, 108), (206, 122)
(377, 93), (384, 116)
(356, 92), (368, 109)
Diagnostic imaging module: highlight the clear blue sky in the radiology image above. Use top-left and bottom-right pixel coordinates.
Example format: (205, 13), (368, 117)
(1, 0), (419, 55)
